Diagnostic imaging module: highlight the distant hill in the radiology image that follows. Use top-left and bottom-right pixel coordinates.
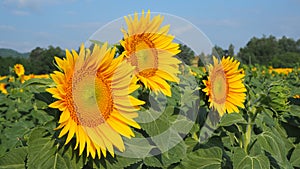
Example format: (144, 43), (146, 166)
(0, 48), (30, 58)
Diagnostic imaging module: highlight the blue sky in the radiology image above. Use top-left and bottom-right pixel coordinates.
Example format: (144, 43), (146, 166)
(0, 0), (300, 54)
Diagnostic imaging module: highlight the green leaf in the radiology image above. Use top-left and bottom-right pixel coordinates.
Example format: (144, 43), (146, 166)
(31, 109), (54, 124)
(184, 137), (199, 153)
(290, 144), (300, 167)
(121, 131), (155, 158)
(1, 121), (33, 153)
(139, 102), (194, 155)
(175, 147), (222, 169)
(0, 147), (28, 169)
(143, 141), (187, 167)
(139, 106), (180, 152)
(233, 147), (269, 169)
(257, 129), (293, 169)
(27, 127), (83, 169)
(290, 105), (300, 117)
(106, 156), (142, 169)
(21, 78), (52, 88)
(218, 113), (247, 127)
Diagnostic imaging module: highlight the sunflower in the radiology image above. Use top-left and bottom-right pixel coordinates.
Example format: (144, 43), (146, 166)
(120, 10), (181, 97)
(47, 43), (145, 159)
(202, 56), (246, 116)
(0, 76), (7, 94)
(14, 64), (25, 77)
(0, 83), (7, 94)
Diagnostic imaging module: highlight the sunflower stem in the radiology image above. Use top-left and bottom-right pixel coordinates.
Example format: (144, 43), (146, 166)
(244, 115), (252, 154)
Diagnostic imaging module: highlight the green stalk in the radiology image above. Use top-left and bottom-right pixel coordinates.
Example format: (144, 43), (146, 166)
(244, 119), (252, 153)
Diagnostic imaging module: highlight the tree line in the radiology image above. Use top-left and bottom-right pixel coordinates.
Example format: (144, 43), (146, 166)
(0, 46), (65, 75)
(1, 35), (300, 75)
(195, 35), (300, 68)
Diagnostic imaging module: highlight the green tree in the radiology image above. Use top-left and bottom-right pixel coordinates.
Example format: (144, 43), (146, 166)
(238, 35), (279, 65)
(197, 52), (206, 67)
(238, 35), (300, 67)
(29, 46), (64, 74)
(177, 44), (195, 65)
(212, 45), (225, 57)
(228, 44), (235, 56)
(278, 36), (297, 53)
(0, 56), (29, 75)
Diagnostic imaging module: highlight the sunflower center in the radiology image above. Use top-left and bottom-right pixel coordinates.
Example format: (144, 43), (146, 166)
(127, 34), (159, 76)
(69, 71), (113, 127)
(211, 70), (228, 104)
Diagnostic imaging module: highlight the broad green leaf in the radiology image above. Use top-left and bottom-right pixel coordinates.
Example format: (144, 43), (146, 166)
(121, 131), (155, 158)
(290, 144), (300, 167)
(290, 105), (300, 117)
(34, 100), (48, 109)
(143, 141), (186, 167)
(21, 78), (52, 88)
(1, 121), (33, 154)
(233, 147), (269, 169)
(31, 109), (54, 124)
(139, 105), (185, 153)
(184, 137), (199, 153)
(106, 156), (142, 169)
(27, 127), (83, 169)
(218, 113), (247, 127)
(0, 147), (28, 169)
(172, 115), (196, 134)
(175, 147), (222, 169)
(257, 129), (293, 169)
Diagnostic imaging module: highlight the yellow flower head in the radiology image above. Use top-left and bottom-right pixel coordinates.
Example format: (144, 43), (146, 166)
(14, 64), (25, 77)
(0, 83), (7, 94)
(0, 76), (8, 94)
(47, 43), (145, 159)
(203, 56), (247, 116)
(120, 10), (181, 97)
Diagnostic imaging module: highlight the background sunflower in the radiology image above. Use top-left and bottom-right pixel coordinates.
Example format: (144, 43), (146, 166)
(120, 10), (181, 97)
(203, 56), (247, 116)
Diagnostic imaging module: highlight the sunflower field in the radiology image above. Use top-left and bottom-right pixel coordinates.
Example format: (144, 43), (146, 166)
(0, 11), (300, 169)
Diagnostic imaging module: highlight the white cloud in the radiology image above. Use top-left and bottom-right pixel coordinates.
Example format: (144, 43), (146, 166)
(172, 25), (194, 35)
(65, 10), (76, 15)
(199, 19), (240, 28)
(62, 22), (103, 30)
(2, 0), (77, 14)
(0, 25), (16, 31)
(0, 40), (34, 52)
(11, 10), (29, 16)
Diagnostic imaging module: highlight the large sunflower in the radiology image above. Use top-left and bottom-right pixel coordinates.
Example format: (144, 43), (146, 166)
(202, 56), (246, 116)
(120, 10), (181, 97)
(47, 43), (145, 159)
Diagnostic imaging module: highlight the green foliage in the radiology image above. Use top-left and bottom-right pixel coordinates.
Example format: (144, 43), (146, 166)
(0, 46), (64, 75)
(0, 48), (29, 58)
(0, 147), (28, 169)
(177, 44), (195, 65)
(0, 75), (54, 156)
(238, 35), (300, 67)
(28, 46), (65, 74)
(0, 56), (29, 75)
(290, 144), (300, 167)
(232, 147), (270, 169)
(0, 56), (299, 168)
(176, 147), (223, 169)
(27, 128), (84, 169)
